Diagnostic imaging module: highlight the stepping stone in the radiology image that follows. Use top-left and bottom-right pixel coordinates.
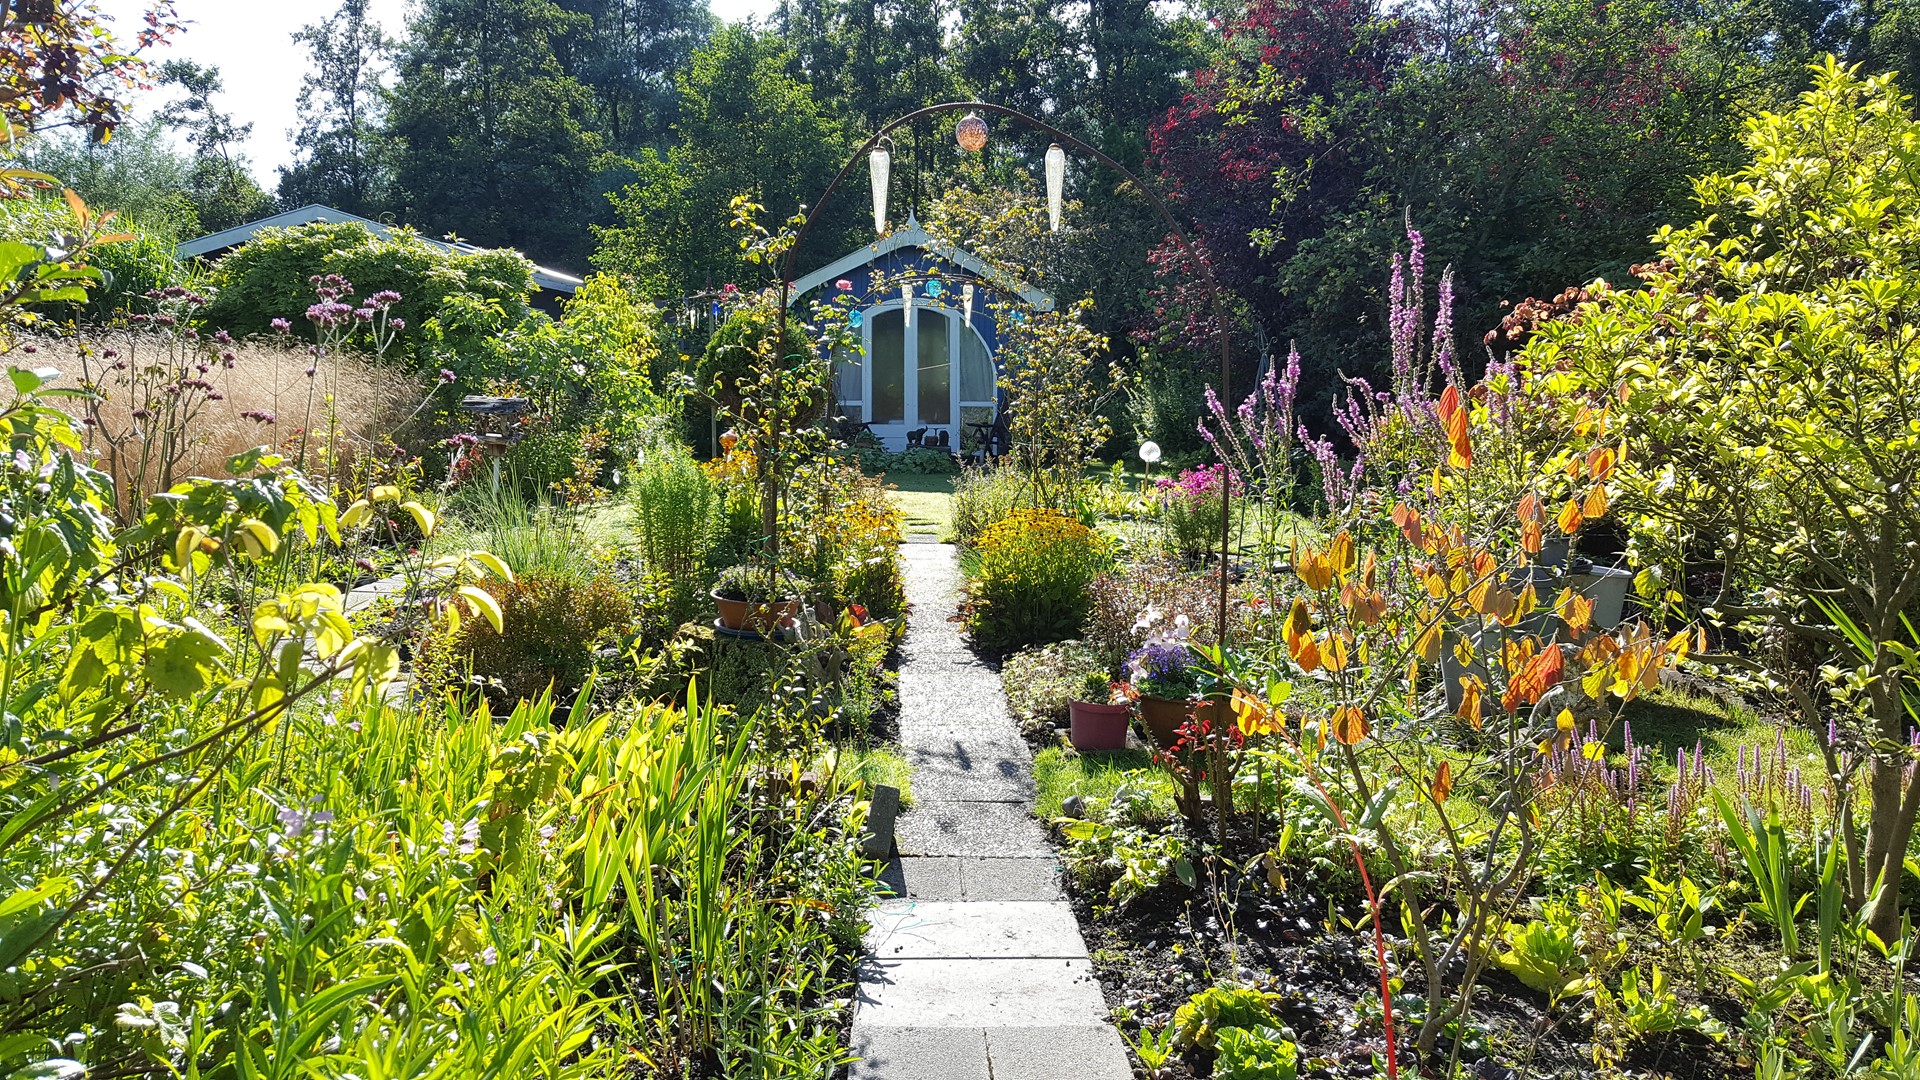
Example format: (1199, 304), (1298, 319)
(960, 857), (1063, 901)
(867, 900), (1087, 959)
(849, 1027), (989, 1080)
(854, 957), (1110, 1027)
(896, 801), (1050, 857)
(878, 857), (1063, 901)
(985, 1025), (1133, 1080)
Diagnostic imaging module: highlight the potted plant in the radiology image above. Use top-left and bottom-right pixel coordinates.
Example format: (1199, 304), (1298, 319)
(1128, 641), (1207, 749)
(1068, 670), (1131, 751)
(712, 564), (803, 633)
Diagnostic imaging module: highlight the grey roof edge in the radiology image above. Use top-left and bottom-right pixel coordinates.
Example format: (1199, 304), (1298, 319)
(176, 204), (583, 294)
(788, 215), (1054, 312)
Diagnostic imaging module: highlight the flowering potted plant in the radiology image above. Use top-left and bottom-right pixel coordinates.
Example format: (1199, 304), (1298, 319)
(712, 564), (803, 633)
(1128, 640), (1206, 748)
(1068, 670), (1131, 751)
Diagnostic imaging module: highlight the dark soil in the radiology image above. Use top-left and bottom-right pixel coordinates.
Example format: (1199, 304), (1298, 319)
(1057, 815), (1750, 1080)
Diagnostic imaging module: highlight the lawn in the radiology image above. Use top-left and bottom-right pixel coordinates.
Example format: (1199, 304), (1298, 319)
(883, 471), (954, 537)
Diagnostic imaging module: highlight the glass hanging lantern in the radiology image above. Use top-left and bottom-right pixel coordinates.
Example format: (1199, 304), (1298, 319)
(1045, 143), (1066, 232)
(962, 283), (974, 323)
(869, 146), (891, 235)
(926, 278), (943, 300)
(956, 112), (988, 153)
(902, 283), (913, 326)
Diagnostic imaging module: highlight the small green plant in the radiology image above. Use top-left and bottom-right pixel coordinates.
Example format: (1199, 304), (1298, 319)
(713, 562), (783, 603)
(1622, 874), (1718, 983)
(1602, 966), (1717, 1043)
(1058, 804), (1194, 908)
(1171, 984), (1281, 1051)
(1495, 899), (1591, 1006)
(1215, 1026), (1300, 1080)
(1715, 791), (1805, 958)
(1122, 1024), (1177, 1079)
(1080, 669), (1115, 702)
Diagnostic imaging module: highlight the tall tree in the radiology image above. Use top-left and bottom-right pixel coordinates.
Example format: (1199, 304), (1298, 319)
(156, 60), (273, 232)
(595, 25), (850, 298)
(556, 0), (714, 151)
(279, 0), (394, 216)
(387, 0), (604, 266)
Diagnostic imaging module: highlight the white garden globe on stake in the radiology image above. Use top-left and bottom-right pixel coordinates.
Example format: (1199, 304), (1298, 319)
(1138, 440), (1162, 490)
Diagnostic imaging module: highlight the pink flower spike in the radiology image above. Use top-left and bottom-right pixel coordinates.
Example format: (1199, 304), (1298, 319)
(836, 279), (853, 291)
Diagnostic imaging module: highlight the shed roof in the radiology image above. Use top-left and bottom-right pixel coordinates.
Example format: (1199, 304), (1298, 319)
(789, 215), (1053, 311)
(176, 204), (585, 296)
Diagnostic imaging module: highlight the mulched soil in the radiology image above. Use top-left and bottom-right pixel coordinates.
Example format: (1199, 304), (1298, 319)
(1058, 814), (1752, 1079)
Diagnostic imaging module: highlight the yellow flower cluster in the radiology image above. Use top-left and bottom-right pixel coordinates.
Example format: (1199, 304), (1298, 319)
(977, 508), (1099, 559)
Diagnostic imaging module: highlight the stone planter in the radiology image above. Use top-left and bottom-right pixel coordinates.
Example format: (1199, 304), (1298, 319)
(1068, 700), (1131, 751)
(1566, 564), (1633, 629)
(713, 589), (802, 633)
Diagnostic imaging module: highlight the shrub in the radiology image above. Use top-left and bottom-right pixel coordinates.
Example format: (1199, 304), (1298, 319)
(951, 462), (1033, 548)
(0, 194), (189, 320)
(1157, 463), (1236, 561)
(696, 307), (816, 413)
(631, 440), (715, 620)
(426, 569), (634, 703)
(1537, 57), (1920, 938)
(199, 220), (537, 363)
(1002, 640), (1107, 734)
(1084, 559), (1230, 666)
(965, 508), (1109, 652)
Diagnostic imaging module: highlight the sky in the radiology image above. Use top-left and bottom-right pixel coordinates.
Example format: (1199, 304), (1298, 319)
(96, 0), (777, 184)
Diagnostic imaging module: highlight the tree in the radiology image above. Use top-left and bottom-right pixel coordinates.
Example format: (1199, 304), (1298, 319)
(0, 0), (181, 141)
(279, 0), (394, 216)
(1537, 58), (1920, 940)
(387, 0), (605, 266)
(17, 115), (200, 234)
(593, 25), (848, 299)
(556, 0), (713, 151)
(156, 60), (274, 232)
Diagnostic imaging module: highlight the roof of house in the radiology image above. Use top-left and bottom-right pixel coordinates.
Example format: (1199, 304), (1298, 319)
(176, 204), (585, 295)
(788, 214), (1054, 311)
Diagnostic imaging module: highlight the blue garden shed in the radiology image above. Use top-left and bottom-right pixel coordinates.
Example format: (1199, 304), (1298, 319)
(789, 214), (1052, 452)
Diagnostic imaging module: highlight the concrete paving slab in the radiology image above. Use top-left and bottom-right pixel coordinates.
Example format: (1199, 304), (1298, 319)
(849, 1027), (990, 1080)
(854, 958), (1111, 1028)
(877, 856), (966, 900)
(867, 901), (1087, 959)
(985, 1026), (1134, 1080)
(960, 857), (1064, 901)
(896, 801), (1051, 857)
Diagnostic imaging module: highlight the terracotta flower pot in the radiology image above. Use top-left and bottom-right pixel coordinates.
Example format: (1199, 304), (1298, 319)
(1136, 691), (1198, 745)
(713, 590), (802, 632)
(1069, 700), (1131, 751)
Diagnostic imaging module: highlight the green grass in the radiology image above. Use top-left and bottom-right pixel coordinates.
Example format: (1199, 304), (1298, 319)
(827, 745), (915, 807)
(1617, 686), (1819, 791)
(1032, 744), (1178, 819)
(882, 472), (954, 538)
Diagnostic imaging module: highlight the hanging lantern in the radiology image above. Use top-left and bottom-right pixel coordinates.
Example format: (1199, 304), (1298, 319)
(956, 112), (989, 153)
(962, 283), (975, 323)
(902, 283), (913, 326)
(1045, 143), (1066, 233)
(926, 278), (943, 299)
(869, 146), (891, 235)
(849, 308), (863, 329)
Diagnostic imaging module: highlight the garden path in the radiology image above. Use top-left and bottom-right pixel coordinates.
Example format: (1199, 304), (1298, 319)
(852, 541), (1132, 1080)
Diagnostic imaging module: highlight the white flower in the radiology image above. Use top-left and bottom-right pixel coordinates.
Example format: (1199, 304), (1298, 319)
(1131, 603), (1162, 632)
(1138, 440), (1162, 464)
